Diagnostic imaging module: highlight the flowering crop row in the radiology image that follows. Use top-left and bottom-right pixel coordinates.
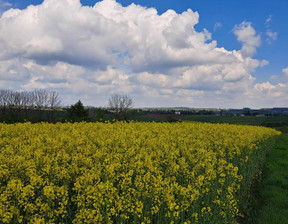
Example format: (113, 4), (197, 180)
(0, 122), (280, 223)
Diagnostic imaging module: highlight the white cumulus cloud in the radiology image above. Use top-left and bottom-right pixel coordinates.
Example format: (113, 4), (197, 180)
(233, 21), (261, 57)
(0, 0), (283, 108)
(248, 67), (288, 107)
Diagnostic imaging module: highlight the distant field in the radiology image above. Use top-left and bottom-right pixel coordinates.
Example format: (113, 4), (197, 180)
(183, 115), (288, 127)
(138, 114), (288, 129)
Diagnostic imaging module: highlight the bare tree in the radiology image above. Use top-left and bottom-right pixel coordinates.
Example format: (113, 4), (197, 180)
(48, 91), (61, 109)
(21, 91), (33, 108)
(0, 89), (63, 122)
(13, 91), (22, 107)
(108, 94), (133, 120)
(33, 89), (49, 108)
(0, 89), (10, 106)
(0, 89), (62, 109)
(4, 90), (14, 107)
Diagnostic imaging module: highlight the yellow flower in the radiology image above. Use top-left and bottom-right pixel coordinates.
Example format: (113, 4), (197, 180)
(0, 121), (280, 223)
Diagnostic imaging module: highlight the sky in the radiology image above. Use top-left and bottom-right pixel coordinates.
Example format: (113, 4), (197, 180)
(0, 0), (287, 108)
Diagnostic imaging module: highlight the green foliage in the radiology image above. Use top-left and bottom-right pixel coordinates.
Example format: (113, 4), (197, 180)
(96, 108), (105, 121)
(67, 100), (89, 122)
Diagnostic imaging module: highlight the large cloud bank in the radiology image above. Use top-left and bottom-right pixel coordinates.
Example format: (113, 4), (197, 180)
(0, 0), (285, 107)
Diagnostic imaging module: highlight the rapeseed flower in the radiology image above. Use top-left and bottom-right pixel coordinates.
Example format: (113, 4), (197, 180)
(0, 122), (280, 223)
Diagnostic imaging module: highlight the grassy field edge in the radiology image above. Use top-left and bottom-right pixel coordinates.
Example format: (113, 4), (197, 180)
(244, 133), (288, 224)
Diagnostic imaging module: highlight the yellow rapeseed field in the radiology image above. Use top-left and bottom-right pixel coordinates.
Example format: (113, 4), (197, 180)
(0, 122), (280, 224)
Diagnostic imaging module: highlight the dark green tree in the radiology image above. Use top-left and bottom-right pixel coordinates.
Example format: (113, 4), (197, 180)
(96, 108), (105, 121)
(67, 100), (89, 122)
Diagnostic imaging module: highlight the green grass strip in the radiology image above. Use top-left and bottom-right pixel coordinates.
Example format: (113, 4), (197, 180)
(251, 133), (288, 224)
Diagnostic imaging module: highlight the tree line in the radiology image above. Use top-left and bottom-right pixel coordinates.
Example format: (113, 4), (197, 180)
(0, 89), (135, 123)
(0, 89), (64, 123)
(0, 89), (61, 109)
(68, 94), (135, 122)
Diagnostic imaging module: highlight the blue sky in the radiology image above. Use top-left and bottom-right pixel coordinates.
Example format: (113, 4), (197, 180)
(0, 0), (287, 108)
